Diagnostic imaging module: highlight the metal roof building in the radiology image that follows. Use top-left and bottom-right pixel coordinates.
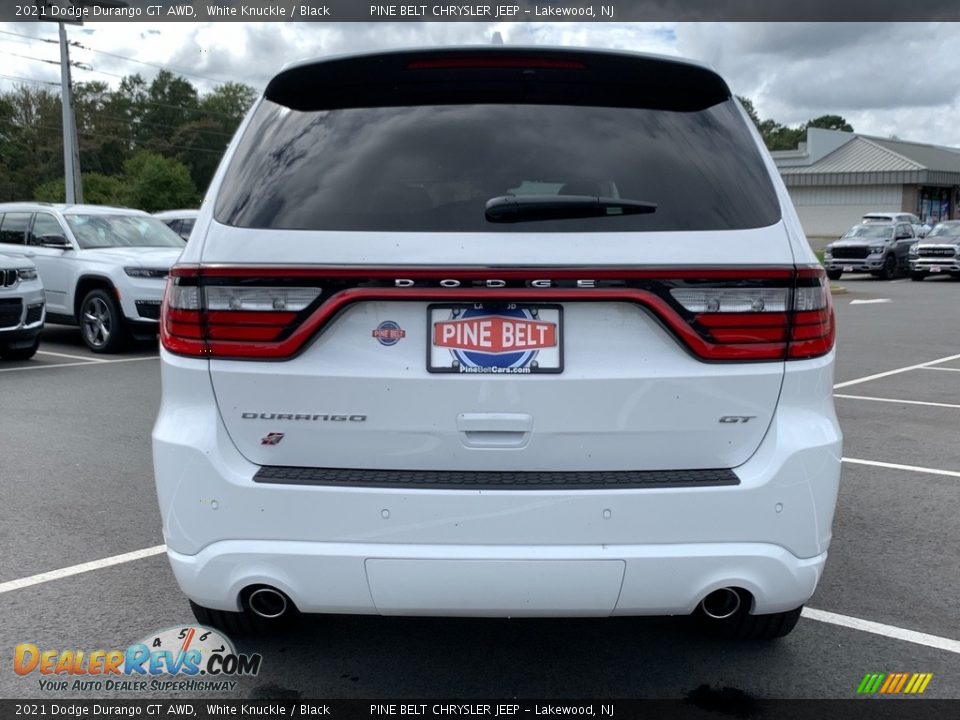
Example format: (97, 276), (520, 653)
(772, 128), (960, 239)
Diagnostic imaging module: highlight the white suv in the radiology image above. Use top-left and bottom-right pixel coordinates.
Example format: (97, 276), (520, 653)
(153, 48), (841, 640)
(0, 204), (185, 352)
(0, 252), (45, 360)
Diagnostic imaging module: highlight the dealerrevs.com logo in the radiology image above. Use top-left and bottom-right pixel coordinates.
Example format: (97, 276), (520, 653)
(15, 626), (261, 693)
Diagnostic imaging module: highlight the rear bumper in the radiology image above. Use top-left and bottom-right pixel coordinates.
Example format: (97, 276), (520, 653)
(168, 540), (826, 616)
(153, 349), (841, 616)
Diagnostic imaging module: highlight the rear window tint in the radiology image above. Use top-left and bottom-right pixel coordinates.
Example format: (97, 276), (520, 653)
(215, 100), (781, 233)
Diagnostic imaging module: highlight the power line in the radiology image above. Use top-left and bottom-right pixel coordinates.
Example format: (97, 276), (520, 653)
(0, 73), (60, 87)
(73, 108), (237, 139)
(33, 123), (228, 155)
(0, 48), (83, 69)
(0, 28), (255, 87)
(0, 29), (57, 45)
(0, 59), (251, 122)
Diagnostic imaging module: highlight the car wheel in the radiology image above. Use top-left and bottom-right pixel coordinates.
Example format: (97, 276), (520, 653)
(696, 590), (803, 640)
(80, 289), (127, 353)
(910, 272), (926, 281)
(826, 270), (842, 281)
(0, 338), (39, 361)
(879, 254), (898, 280)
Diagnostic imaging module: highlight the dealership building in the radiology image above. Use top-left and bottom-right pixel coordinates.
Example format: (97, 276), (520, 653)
(772, 128), (960, 239)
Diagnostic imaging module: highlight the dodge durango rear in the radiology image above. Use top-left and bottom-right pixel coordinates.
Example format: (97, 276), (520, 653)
(152, 47), (841, 640)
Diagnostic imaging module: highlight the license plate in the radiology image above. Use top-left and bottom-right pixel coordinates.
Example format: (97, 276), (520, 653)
(428, 304), (563, 374)
(930, 265), (942, 272)
(843, 265), (854, 272)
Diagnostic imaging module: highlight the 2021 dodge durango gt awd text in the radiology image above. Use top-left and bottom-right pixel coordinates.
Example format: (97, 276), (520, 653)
(152, 48), (841, 640)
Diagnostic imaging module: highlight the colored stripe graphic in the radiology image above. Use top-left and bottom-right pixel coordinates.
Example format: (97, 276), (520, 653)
(856, 673), (885, 694)
(857, 672), (932, 694)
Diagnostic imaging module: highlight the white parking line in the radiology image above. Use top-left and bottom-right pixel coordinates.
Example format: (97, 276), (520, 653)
(921, 366), (960, 373)
(835, 394), (960, 410)
(36, 350), (109, 363)
(0, 356), (158, 373)
(834, 352), (960, 389)
(0, 545), (166, 595)
(2, 542), (959, 656)
(843, 457), (960, 479)
(802, 608), (960, 655)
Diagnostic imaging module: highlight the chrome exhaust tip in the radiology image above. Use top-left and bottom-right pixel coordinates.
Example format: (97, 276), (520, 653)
(247, 587), (289, 619)
(700, 588), (741, 620)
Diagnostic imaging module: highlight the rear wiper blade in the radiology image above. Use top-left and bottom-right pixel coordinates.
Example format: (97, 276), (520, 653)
(485, 195), (657, 223)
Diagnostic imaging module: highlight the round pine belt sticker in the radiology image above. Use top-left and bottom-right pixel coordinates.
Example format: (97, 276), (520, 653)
(373, 320), (406, 346)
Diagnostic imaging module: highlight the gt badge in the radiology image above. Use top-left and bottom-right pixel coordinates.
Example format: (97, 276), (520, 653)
(260, 432), (285, 445)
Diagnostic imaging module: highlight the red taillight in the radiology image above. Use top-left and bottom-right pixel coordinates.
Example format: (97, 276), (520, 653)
(160, 266), (320, 358)
(160, 265), (835, 362)
(678, 266), (834, 361)
(787, 268), (835, 360)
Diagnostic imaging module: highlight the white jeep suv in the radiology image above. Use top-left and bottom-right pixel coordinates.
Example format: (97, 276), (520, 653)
(0, 252), (45, 360)
(0, 204), (185, 352)
(153, 48), (841, 640)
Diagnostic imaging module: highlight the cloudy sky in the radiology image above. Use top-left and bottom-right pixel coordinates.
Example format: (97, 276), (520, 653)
(1, 21), (957, 146)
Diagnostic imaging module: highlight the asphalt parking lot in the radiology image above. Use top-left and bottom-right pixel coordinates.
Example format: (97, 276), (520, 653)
(1, 274), (958, 701)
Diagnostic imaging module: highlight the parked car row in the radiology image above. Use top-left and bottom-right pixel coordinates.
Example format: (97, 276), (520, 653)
(0, 202), (188, 354)
(823, 212), (960, 281)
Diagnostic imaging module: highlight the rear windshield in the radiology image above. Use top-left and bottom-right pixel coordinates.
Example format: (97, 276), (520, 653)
(215, 100), (781, 233)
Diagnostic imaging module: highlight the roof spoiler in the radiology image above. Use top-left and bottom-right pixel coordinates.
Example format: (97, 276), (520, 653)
(265, 48), (731, 113)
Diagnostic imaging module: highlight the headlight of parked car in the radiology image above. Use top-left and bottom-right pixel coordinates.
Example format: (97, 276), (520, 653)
(908, 243), (919, 256)
(124, 267), (169, 279)
(869, 246), (885, 255)
(17, 268), (38, 280)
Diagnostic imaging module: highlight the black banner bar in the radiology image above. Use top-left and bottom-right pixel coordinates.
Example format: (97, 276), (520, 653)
(7, 0), (960, 23)
(1, 700), (958, 720)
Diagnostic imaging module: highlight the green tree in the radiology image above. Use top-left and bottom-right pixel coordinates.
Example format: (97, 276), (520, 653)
(1, 85), (63, 202)
(805, 114), (854, 133)
(141, 70), (200, 156)
(174, 82), (256, 193)
(34, 173), (126, 205)
(120, 150), (198, 212)
(737, 96), (760, 127)
(737, 97), (854, 151)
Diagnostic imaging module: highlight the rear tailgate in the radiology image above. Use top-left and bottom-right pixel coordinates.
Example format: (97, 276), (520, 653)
(198, 225), (794, 472)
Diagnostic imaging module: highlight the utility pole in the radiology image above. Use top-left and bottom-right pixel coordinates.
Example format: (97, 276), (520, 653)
(38, 0), (128, 204)
(58, 20), (82, 204)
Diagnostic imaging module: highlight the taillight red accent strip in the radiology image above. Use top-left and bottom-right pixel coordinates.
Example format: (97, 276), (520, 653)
(160, 265), (835, 363)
